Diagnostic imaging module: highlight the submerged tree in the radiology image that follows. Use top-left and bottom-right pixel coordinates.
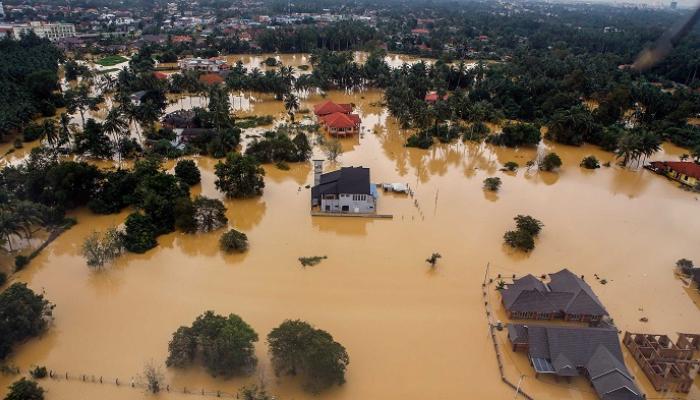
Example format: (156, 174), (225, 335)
(539, 152), (562, 172)
(81, 227), (124, 268)
(4, 378), (44, 400)
(174, 160), (201, 186)
(220, 229), (248, 253)
(267, 319), (349, 393)
(0, 283), (54, 360)
(483, 177), (502, 192)
(425, 252), (442, 268)
(215, 153), (265, 198)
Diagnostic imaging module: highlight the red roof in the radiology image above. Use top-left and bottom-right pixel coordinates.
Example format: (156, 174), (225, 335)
(199, 73), (224, 86)
(313, 100), (352, 116)
(322, 112), (361, 129)
(411, 28), (430, 35)
(153, 71), (168, 80)
(425, 91), (449, 102)
(172, 35), (192, 43)
(650, 161), (700, 180)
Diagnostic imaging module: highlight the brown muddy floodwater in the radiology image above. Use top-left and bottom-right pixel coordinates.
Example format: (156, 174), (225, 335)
(1, 89), (700, 400)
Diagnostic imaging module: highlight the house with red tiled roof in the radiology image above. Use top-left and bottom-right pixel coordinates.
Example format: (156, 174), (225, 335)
(425, 91), (449, 103)
(199, 73), (224, 86)
(313, 100), (353, 116)
(647, 161), (700, 188)
(153, 71), (168, 80)
(411, 28), (430, 36)
(314, 100), (361, 137)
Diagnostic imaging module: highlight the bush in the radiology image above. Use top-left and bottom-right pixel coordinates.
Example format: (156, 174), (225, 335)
(81, 227), (123, 268)
(220, 229), (248, 253)
(514, 215), (544, 236)
(4, 378), (44, 400)
(215, 153), (265, 198)
(503, 230), (535, 252)
(487, 123), (540, 147)
(14, 256), (29, 271)
(121, 213), (158, 254)
(0, 283), (54, 360)
(463, 121), (490, 141)
(30, 366), (47, 379)
(268, 320), (349, 393)
(174, 160), (201, 186)
(580, 155), (600, 169)
(540, 152), (562, 171)
(483, 177), (502, 192)
(502, 161), (519, 172)
(405, 132), (433, 149)
(677, 258), (695, 275)
(166, 311), (258, 378)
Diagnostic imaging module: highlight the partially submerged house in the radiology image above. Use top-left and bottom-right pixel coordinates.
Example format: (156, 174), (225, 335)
(647, 161), (700, 188)
(623, 332), (700, 393)
(162, 110), (197, 129)
(310, 160), (377, 214)
(178, 57), (229, 72)
(508, 324), (644, 400)
(501, 269), (608, 322)
(314, 100), (361, 137)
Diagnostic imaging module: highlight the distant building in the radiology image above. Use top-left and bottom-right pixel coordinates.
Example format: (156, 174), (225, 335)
(671, 1), (678, 9)
(647, 161), (700, 188)
(162, 110), (196, 129)
(311, 162), (377, 214)
(314, 100), (361, 137)
(500, 269), (608, 322)
(508, 324), (644, 400)
(11, 22), (76, 41)
(178, 57), (229, 72)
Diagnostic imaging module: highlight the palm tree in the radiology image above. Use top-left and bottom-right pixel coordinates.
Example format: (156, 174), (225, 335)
(0, 209), (21, 252)
(283, 93), (300, 124)
(103, 108), (129, 166)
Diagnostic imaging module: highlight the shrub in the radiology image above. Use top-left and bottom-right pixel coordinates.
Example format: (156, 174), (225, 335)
(4, 378), (44, 400)
(483, 177), (502, 192)
(405, 132), (433, 149)
(463, 121), (489, 141)
(514, 215), (544, 236)
(174, 160), (201, 186)
(220, 229), (248, 253)
(81, 227), (123, 268)
(540, 152), (562, 171)
(677, 258), (695, 275)
(0, 283), (54, 360)
(215, 153), (265, 198)
(503, 229), (535, 252)
(121, 213), (158, 254)
(299, 256), (327, 267)
(487, 123), (540, 147)
(580, 155), (601, 169)
(502, 161), (519, 172)
(166, 311), (258, 378)
(30, 366), (47, 379)
(14, 256), (29, 271)
(268, 320), (349, 393)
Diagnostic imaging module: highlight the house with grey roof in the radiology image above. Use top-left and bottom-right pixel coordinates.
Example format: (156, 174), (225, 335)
(508, 324), (644, 400)
(310, 161), (377, 214)
(501, 268), (608, 322)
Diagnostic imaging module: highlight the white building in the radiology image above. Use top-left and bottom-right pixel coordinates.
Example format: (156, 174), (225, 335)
(11, 21), (76, 41)
(178, 57), (228, 72)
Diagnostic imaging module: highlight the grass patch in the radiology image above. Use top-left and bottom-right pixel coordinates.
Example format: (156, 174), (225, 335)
(299, 255), (327, 267)
(96, 55), (128, 66)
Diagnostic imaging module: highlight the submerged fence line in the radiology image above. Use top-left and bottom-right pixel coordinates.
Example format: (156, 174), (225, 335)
(30, 368), (253, 399)
(481, 263), (535, 400)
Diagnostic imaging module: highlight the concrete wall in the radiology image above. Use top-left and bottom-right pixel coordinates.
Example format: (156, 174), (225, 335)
(321, 193), (375, 213)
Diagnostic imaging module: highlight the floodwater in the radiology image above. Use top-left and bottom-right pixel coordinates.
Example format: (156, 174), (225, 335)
(1, 88), (700, 400)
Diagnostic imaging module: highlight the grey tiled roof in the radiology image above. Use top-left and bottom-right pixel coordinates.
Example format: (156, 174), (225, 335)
(501, 269), (608, 317)
(509, 324), (643, 400)
(311, 167), (371, 200)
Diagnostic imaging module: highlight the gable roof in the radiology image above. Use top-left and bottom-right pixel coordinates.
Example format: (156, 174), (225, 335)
(314, 100), (353, 116)
(501, 269), (607, 317)
(322, 112), (361, 129)
(650, 161), (700, 180)
(510, 324), (643, 400)
(199, 73), (224, 86)
(311, 167), (371, 199)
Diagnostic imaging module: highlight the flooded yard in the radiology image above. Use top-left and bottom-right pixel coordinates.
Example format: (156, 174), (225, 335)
(1, 88), (700, 400)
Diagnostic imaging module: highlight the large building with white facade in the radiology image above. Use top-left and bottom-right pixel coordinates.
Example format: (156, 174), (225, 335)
(7, 21), (76, 41)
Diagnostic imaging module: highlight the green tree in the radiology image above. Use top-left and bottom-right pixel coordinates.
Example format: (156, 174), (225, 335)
(268, 319), (349, 393)
(4, 378), (44, 400)
(503, 229), (535, 252)
(174, 160), (201, 186)
(488, 123), (540, 147)
(514, 215), (544, 236)
(121, 213), (157, 254)
(220, 229), (248, 253)
(483, 177), (502, 191)
(215, 153), (265, 198)
(580, 155), (600, 169)
(0, 283), (54, 360)
(81, 227), (123, 268)
(540, 152), (562, 171)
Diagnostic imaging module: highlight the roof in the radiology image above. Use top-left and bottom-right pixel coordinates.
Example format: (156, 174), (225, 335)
(199, 73), (224, 86)
(130, 90), (146, 101)
(163, 110), (196, 128)
(649, 161), (700, 180)
(411, 28), (430, 34)
(501, 269), (607, 317)
(510, 324), (643, 400)
(322, 112), (361, 129)
(425, 91), (449, 102)
(153, 71), (168, 80)
(313, 100), (352, 116)
(311, 167), (371, 199)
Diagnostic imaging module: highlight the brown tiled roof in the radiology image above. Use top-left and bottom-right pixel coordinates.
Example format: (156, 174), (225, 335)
(649, 161), (700, 180)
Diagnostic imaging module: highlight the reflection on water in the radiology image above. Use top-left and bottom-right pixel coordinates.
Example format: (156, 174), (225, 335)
(1, 82), (700, 400)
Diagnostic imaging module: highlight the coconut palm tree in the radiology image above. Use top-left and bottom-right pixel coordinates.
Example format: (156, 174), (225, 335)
(284, 93), (300, 124)
(103, 108), (129, 166)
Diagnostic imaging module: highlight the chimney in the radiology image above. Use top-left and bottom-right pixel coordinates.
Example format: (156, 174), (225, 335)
(313, 159), (323, 186)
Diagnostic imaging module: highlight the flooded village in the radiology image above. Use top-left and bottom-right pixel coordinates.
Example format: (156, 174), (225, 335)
(1, 1), (700, 400)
